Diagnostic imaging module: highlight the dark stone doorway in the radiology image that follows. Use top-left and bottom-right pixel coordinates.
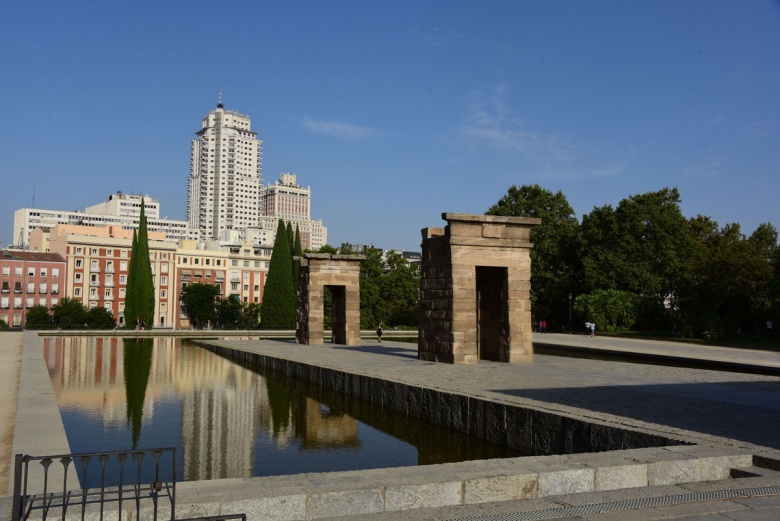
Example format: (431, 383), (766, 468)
(476, 266), (509, 361)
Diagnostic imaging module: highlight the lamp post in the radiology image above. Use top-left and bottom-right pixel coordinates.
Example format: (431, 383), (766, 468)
(568, 293), (572, 334)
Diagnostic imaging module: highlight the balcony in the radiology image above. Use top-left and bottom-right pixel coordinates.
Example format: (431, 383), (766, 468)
(90, 266), (101, 273)
(90, 280), (100, 287)
(104, 281), (115, 287)
(105, 267), (115, 273)
(104, 295), (114, 301)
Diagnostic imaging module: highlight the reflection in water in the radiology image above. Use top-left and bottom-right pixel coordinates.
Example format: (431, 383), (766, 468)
(44, 338), (519, 485)
(123, 338), (154, 448)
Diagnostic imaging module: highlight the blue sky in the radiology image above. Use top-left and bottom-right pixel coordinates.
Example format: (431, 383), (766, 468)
(2, 1), (778, 251)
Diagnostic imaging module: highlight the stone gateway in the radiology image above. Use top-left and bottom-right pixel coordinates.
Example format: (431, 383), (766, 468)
(296, 253), (364, 346)
(418, 213), (540, 364)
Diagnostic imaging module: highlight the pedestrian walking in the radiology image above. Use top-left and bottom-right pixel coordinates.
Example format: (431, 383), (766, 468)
(376, 323), (383, 343)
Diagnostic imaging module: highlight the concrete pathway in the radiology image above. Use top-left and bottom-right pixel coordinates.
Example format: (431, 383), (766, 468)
(0, 333), (22, 497)
(533, 332), (780, 373)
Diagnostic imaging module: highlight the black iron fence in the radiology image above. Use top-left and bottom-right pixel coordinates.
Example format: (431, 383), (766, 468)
(12, 448), (177, 521)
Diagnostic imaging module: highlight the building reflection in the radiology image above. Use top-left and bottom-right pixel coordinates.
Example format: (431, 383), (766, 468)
(43, 338), (359, 481)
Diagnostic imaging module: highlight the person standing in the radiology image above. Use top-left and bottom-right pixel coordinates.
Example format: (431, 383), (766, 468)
(376, 323), (383, 343)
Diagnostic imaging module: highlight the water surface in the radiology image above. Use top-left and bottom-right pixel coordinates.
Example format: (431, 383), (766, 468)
(44, 337), (519, 487)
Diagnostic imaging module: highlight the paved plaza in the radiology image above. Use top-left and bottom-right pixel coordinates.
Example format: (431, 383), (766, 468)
(1, 331), (779, 520)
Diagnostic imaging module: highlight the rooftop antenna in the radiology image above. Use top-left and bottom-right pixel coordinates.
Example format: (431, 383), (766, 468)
(32, 183), (35, 208)
(217, 90), (224, 109)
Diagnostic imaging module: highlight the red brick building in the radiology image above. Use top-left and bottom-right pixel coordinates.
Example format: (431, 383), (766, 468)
(0, 250), (66, 328)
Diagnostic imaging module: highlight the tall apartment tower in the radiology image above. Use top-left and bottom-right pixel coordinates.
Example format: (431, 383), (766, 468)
(187, 96), (263, 241)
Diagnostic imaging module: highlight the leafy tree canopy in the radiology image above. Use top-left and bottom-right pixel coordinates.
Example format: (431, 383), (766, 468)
(52, 298), (88, 329)
(25, 305), (52, 330)
(181, 283), (219, 328)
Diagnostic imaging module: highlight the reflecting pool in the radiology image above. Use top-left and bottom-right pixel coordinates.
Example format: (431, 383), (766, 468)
(44, 337), (520, 486)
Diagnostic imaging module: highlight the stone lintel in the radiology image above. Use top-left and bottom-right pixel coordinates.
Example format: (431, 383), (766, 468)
(299, 253), (366, 263)
(421, 227), (446, 241)
(442, 212), (542, 227)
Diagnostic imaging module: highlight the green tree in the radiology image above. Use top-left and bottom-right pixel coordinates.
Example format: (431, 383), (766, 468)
(581, 187), (693, 306)
(52, 298), (88, 329)
(262, 219), (296, 329)
(240, 302), (262, 328)
(487, 184), (582, 327)
(380, 251), (420, 327)
(124, 198), (155, 329)
(316, 244), (338, 254)
(87, 306), (116, 329)
(682, 219), (778, 333)
(0, 319), (9, 331)
(215, 294), (242, 328)
(181, 283), (219, 328)
(358, 246), (384, 328)
(573, 289), (663, 332)
(292, 224), (303, 290)
(25, 305), (52, 329)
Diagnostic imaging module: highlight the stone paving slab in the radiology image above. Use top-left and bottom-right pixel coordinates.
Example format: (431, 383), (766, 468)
(209, 336), (780, 451)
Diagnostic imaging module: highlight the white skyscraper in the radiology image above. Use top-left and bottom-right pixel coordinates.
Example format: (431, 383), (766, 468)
(187, 95), (263, 241)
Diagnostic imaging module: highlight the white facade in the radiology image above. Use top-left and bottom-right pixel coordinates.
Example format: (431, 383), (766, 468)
(257, 173), (327, 251)
(84, 192), (161, 219)
(187, 100), (263, 241)
(260, 173), (311, 220)
(13, 195), (196, 248)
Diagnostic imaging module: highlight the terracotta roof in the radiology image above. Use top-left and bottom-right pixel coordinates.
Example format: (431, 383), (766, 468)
(1, 250), (65, 262)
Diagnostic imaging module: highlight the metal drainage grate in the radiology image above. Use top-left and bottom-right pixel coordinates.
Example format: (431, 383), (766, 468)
(447, 485), (780, 521)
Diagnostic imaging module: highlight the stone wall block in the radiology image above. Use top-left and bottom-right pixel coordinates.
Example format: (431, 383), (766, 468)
(647, 459), (701, 486)
(222, 495), (307, 521)
(385, 481), (462, 512)
(538, 468), (595, 497)
(464, 474), (538, 504)
(307, 489), (384, 519)
(595, 464), (648, 491)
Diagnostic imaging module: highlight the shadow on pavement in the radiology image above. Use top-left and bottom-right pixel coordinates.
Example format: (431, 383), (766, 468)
(494, 380), (780, 449)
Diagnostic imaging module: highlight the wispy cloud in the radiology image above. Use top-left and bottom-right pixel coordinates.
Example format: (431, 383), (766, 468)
(458, 83), (627, 180)
(302, 117), (383, 140)
(410, 26), (515, 56)
(683, 158), (722, 179)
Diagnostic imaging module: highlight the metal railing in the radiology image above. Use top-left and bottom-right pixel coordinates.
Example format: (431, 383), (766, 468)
(12, 448), (177, 521)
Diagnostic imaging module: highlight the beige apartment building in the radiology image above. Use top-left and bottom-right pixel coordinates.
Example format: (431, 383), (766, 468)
(36, 224), (177, 328)
(28, 224), (271, 329)
(175, 239), (270, 328)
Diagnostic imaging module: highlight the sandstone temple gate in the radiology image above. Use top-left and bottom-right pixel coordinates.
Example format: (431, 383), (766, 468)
(296, 253), (364, 346)
(418, 213), (540, 364)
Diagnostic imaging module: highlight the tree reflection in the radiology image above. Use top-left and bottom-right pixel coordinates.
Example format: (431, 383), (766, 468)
(123, 338), (154, 448)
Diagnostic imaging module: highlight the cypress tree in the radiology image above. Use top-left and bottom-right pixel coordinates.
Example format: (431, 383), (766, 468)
(293, 224), (303, 289)
(286, 222), (294, 257)
(261, 219), (296, 329)
(124, 198), (156, 329)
